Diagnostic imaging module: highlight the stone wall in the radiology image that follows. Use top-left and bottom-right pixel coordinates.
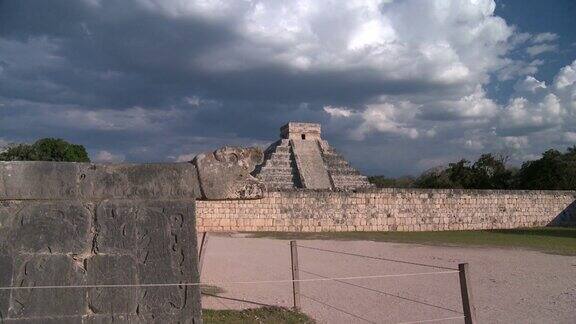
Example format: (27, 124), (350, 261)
(0, 162), (202, 323)
(196, 189), (576, 232)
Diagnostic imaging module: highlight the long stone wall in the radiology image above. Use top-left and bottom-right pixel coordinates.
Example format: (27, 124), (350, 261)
(0, 162), (202, 323)
(196, 189), (576, 232)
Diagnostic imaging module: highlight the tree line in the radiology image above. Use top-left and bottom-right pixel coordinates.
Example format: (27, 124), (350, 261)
(0, 138), (90, 162)
(369, 146), (576, 191)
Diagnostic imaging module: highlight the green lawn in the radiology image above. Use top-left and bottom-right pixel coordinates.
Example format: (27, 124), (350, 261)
(203, 307), (315, 324)
(250, 227), (576, 255)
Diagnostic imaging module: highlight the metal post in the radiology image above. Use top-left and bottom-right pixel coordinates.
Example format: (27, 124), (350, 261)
(290, 240), (301, 310)
(198, 232), (209, 275)
(458, 263), (477, 324)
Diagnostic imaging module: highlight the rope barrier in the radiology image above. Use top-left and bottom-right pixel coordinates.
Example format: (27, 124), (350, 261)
(0, 270), (458, 291)
(297, 244), (457, 270)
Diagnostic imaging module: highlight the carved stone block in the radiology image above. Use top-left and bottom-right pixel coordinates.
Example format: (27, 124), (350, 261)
(194, 146), (265, 199)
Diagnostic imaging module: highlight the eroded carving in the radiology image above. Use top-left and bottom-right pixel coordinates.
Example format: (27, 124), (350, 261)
(193, 146), (265, 200)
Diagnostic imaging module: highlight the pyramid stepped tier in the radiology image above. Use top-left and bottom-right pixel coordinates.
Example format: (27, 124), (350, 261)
(254, 122), (374, 190)
(319, 141), (374, 190)
(253, 139), (301, 190)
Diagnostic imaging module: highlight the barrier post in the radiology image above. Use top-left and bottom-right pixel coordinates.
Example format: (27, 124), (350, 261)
(198, 232), (209, 275)
(290, 240), (301, 310)
(458, 263), (477, 324)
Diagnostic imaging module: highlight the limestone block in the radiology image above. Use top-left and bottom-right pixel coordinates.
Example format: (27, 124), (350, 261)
(1, 201), (91, 255)
(0, 254), (12, 319)
(86, 255), (138, 315)
(0, 162), (201, 200)
(9, 255), (87, 318)
(0, 162), (81, 200)
(194, 146), (265, 200)
(78, 163), (201, 199)
(134, 202), (200, 321)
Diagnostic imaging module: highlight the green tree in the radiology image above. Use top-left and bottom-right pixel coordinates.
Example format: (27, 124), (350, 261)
(414, 166), (456, 189)
(514, 147), (576, 190)
(415, 154), (513, 189)
(470, 154), (514, 189)
(0, 138), (90, 162)
(368, 175), (415, 188)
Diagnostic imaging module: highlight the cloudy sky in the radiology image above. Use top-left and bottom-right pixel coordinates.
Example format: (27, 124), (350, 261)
(1, 0), (575, 176)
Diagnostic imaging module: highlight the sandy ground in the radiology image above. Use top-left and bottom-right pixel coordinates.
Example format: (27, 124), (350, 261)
(199, 234), (576, 324)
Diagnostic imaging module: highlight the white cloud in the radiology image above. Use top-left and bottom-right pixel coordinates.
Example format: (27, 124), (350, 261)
(187, 0), (514, 88)
(502, 136), (529, 150)
(94, 150), (125, 163)
(497, 59), (543, 81)
(514, 76), (547, 93)
(323, 105), (353, 118)
(420, 86), (499, 120)
(554, 60), (576, 89)
(530, 32), (559, 44)
(500, 94), (563, 132)
(564, 132), (576, 143)
(464, 138), (485, 151)
(526, 43), (558, 57)
(351, 101), (419, 140)
(499, 60), (576, 137)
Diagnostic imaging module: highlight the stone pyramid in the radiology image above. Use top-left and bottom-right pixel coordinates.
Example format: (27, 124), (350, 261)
(253, 122), (373, 190)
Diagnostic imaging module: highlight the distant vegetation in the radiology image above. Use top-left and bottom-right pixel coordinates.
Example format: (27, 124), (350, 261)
(0, 138), (90, 162)
(369, 146), (576, 190)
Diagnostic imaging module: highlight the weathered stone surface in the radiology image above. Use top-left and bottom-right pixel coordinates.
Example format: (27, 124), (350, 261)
(9, 255), (87, 318)
(0, 254), (12, 320)
(281, 122), (322, 140)
(93, 202), (137, 254)
(4, 316), (84, 324)
(0, 162), (201, 200)
(87, 255), (138, 315)
(2, 202), (92, 254)
(0, 162), (81, 200)
(78, 163), (201, 199)
(134, 202), (200, 321)
(194, 146), (264, 199)
(93, 200), (201, 322)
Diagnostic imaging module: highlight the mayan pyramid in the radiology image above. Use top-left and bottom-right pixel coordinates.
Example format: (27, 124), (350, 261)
(253, 122), (374, 190)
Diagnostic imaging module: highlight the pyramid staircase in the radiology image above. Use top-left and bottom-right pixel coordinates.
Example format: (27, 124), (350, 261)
(253, 133), (374, 190)
(252, 139), (302, 190)
(318, 140), (373, 190)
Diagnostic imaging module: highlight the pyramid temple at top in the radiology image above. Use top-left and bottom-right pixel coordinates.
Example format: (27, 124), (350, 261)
(253, 122), (374, 190)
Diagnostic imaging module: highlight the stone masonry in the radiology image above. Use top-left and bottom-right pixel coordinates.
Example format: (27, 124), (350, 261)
(0, 162), (203, 323)
(196, 189), (576, 232)
(253, 122), (373, 190)
(0, 147), (264, 323)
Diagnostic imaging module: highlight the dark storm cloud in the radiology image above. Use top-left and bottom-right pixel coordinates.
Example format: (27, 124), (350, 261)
(1, 0), (575, 174)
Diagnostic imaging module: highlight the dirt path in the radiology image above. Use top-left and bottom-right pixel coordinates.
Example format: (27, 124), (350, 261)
(200, 234), (576, 323)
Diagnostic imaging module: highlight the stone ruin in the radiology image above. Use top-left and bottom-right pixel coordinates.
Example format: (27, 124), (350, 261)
(253, 122), (373, 190)
(0, 147), (264, 323)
